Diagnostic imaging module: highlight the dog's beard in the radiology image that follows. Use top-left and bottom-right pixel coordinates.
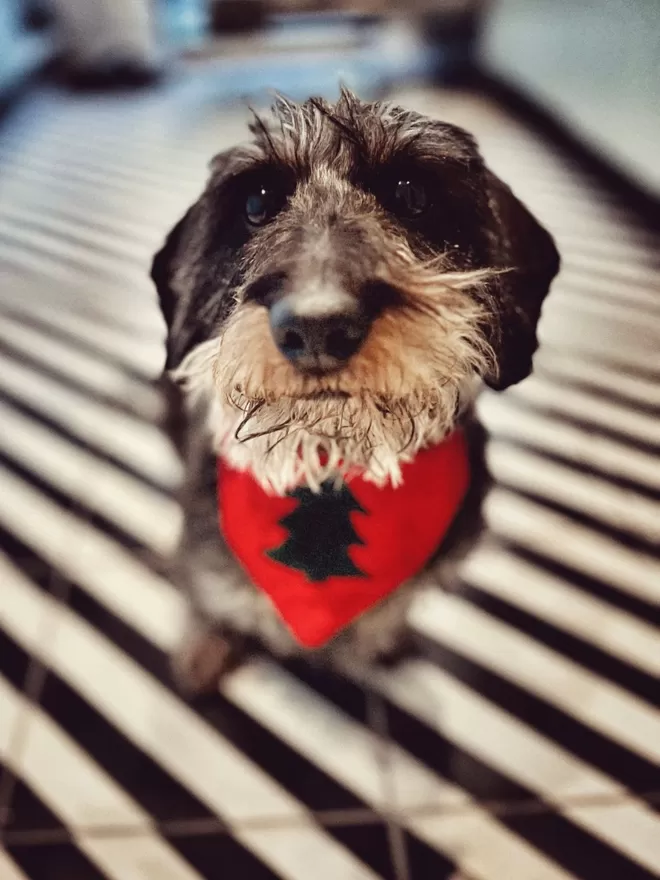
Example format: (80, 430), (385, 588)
(173, 267), (495, 495)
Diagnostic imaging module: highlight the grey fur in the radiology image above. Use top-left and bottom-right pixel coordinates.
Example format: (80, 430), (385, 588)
(152, 89), (559, 691)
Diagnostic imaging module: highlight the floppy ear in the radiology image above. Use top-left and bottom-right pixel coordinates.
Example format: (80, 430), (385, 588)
(151, 147), (255, 372)
(151, 207), (197, 370)
(484, 171), (560, 389)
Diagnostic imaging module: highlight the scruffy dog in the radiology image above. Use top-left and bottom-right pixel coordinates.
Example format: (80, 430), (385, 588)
(152, 89), (559, 692)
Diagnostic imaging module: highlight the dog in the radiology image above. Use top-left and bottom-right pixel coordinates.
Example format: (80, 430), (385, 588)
(151, 89), (560, 693)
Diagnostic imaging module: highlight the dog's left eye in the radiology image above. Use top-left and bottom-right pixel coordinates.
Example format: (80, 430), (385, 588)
(392, 178), (429, 218)
(245, 185), (282, 227)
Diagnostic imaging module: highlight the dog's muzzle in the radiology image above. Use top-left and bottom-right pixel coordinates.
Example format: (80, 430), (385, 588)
(268, 285), (369, 375)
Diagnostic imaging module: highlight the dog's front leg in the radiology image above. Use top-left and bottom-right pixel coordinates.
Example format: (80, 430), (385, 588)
(170, 543), (299, 693)
(162, 386), (250, 693)
(173, 613), (238, 696)
(168, 528), (250, 694)
(168, 436), (298, 692)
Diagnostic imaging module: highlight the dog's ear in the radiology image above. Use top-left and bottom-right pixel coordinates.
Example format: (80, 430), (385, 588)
(151, 147), (254, 372)
(484, 171), (560, 389)
(151, 206), (198, 370)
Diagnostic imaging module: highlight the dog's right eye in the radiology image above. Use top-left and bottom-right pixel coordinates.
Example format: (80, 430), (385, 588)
(245, 185), (282, 227)
(392, 178), (429, 218)
(370, 165), (433, 221)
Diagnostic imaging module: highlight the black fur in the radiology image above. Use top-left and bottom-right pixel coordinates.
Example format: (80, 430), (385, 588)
(151, 90), (560, 690)
(153, 92), (558, 386)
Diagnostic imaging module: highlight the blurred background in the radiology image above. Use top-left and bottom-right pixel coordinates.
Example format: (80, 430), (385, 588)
(0, 3), (658, 880)
(2, 0), (660, 192)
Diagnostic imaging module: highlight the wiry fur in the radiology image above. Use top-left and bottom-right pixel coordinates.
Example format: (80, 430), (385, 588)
(152, 89), (560, 690)
(174, 254), (496, 493)
(247, 92), (482, 177)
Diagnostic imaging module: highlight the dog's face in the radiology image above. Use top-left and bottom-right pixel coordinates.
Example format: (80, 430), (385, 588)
(152, 90), (559, 493)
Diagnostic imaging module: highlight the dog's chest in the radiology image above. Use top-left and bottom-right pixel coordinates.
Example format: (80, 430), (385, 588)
(217, 431), (470, 648)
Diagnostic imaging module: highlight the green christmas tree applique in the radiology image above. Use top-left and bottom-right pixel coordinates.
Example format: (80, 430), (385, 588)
(267, 481), (367, 583)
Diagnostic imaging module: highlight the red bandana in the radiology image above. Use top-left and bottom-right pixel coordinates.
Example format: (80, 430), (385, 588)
(218, 430), (469, 648)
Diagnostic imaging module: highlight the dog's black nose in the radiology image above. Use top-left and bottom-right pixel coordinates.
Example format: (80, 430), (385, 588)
(269, 294), (368, 373)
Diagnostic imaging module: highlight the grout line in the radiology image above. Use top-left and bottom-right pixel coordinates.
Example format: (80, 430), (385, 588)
(394, 790), (660, 821)
(0, 773), (11, 829)
(158, 808), (384, 834)
(2, 764), (660, 844)
(365, 691), (392, 803)
(365, 691), (411, 880)
(385, 821), (411, 880)
(0, 810), (379, 848)
(5, 785), (660, 849)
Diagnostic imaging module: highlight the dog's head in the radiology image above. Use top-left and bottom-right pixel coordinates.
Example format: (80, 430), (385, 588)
(152, 90), (559, 492)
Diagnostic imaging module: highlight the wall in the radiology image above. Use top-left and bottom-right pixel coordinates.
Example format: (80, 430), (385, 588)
(0, 1), (51, 100)
(481, 0), (660, 195)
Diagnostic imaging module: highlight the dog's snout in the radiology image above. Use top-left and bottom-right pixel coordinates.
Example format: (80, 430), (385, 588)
(269, 293), (368, 373)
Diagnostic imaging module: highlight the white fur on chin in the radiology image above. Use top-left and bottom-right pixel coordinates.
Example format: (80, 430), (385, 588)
(172, 263), (493, 495)
(172, 337), (484, 497)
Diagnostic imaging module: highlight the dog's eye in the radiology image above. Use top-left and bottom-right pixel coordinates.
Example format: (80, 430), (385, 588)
(245, 185), (282, 227)
(392, 178), (429, 217)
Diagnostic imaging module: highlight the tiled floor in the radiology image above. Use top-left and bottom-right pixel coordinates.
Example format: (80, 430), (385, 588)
(0, 73), (658, 879)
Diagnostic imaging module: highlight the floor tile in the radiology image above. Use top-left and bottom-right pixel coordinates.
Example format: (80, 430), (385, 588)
(2, 777), (64, 837)
(5, 839), (109, 880)
(0, 547), (56, 685)
(393, 803), (573, 880)
(36, 669), (216, 826)
(0, 67), (659, 880)
(498, 799), (660, 880)
(6, 702), (151, 834)
(0, 845), (32, 880)
(222, 659), (392, 813)
(404, 798), (660, 880)
(0, 567), (59, 831)
(376, 655), (653, 808)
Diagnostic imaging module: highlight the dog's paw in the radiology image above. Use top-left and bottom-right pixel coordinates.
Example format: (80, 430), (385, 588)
(172, 629), (241, 695)
(374, 630), (418, 669)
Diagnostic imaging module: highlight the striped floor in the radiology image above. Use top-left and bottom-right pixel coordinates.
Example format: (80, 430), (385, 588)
(0, 78), (659, 880)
